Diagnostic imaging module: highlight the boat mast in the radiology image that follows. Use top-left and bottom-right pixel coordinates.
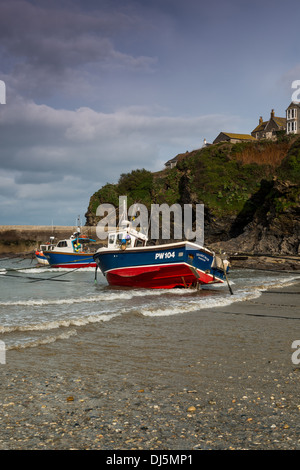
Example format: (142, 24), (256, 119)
(118, 197), (128, 227)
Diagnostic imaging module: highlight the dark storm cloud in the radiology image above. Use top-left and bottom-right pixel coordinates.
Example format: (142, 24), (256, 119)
(0, 0), (156, 100)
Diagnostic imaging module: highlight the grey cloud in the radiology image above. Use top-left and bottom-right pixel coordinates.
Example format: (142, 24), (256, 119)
(14, 171), (64, 185)
(0, 0), (156, 101)
(0, 98), (243, 190)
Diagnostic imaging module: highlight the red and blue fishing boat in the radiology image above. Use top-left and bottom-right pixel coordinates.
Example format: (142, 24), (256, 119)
(43, 230), (97, 268)
(93, 220), (230, 289)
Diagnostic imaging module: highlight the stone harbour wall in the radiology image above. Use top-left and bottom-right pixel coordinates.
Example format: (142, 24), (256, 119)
(0, 225), (98, 255)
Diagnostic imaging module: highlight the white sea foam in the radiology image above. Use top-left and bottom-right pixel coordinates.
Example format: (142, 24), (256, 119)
(0, 286), (197, 307)
(140, 289), (262, 317)
(6, 329), (78, 350)
(19, 266), (96, 274)
(140, 276), (300, 317)
(0, 312), (120, 334)
(0, 294), (125, 307)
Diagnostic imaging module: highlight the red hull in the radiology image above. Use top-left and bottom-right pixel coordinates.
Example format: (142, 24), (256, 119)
(106, 262), (223, 289)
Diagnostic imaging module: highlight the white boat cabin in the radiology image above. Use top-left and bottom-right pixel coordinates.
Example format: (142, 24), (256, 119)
(39, 243), (55, 252)
(54, 231), (94, 253)
(38, 236), (55, 253)
(106, 220), (148, 251)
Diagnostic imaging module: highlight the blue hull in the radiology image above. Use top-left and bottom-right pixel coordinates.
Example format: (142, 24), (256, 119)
(44, 251), (96, 268)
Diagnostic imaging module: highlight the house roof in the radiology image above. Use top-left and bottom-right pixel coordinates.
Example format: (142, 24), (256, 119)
(273, 117), (286, 127)
(252, 122), (266, 132)
(221, 132), (256, 141)
(252, 110), (286, 133)
(286, 101), (300, 109)
(165, 156), (178, 165)
(165, 152), (188, 166)
(252, 115), (286, 133)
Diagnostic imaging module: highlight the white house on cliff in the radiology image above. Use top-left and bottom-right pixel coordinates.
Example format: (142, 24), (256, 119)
(286, 102), (300, 135)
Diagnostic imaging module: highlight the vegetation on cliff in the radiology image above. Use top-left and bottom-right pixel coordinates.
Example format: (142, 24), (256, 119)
(85, 136), (300, 254)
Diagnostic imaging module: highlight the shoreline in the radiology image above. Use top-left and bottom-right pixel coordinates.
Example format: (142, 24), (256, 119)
(0, 279), (299, 450)
(1, 225), (299, 269)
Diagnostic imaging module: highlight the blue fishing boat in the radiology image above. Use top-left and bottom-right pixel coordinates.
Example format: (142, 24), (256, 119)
(43, 230), (96, 268)
(93, 220), (230, 289)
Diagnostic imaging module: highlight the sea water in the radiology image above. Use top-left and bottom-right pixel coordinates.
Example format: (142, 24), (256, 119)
(0, 257), (299, 351)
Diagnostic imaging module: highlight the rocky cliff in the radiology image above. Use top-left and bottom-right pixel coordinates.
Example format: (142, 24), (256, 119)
(85, 136), (300, 259)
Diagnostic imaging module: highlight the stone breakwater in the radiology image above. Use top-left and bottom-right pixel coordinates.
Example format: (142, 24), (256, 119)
(0, 225), (98, 255)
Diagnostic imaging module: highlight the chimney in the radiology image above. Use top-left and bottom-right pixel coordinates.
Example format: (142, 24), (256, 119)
(259, 116), (263, 125)
(270, 109), (275, 119)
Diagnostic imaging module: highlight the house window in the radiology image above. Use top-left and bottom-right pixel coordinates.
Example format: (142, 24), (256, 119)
(287, 108), (297, 119)
(287, 121), (297, 133)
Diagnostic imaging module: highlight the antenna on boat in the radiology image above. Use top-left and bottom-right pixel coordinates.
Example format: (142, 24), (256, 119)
(76, 215), (81, 233)
(119, 196), (128, 227)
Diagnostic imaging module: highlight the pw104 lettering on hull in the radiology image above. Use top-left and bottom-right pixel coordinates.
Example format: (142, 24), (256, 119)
(93, 220), (230, 289)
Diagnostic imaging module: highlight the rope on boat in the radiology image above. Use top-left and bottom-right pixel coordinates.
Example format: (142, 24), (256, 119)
(0, 262), (96, 283)
(1, 272), (71, 282)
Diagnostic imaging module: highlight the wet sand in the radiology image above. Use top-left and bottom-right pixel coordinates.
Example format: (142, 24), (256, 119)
(0, 281), (299, 450)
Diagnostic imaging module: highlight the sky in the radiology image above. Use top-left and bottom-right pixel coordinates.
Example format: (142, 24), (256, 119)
(0, 0), (299, 226)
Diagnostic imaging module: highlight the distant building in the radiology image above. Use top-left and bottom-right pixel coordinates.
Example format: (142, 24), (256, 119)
(164, 151), (189, 169)
(164, 155), (179, 169)
(213, 132), (256, 144)
(202, 138), (211, 147)
(251, 109), (286, 140)
(286, 102), (300, 135)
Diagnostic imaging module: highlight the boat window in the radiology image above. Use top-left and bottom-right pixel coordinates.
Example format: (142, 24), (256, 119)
(108, 234), (115, 244)
(135, 239), (144, 247)
(57, 241), (67, 247)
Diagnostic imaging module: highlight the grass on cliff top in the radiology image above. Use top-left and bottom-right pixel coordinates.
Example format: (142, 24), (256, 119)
(175, 142), (275, 215)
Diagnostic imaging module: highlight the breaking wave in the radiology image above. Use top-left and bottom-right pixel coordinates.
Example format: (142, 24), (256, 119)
(6, 329), (78, 350)
(140, 276), (300, 317)
(0, 312), (120, 334)
(0, 287), (196, 307)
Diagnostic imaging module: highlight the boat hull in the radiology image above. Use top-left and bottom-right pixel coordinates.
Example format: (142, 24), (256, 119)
(35, 251), (49, 265)
(94, 242), (227, 289)
(43, 251), (96, 268)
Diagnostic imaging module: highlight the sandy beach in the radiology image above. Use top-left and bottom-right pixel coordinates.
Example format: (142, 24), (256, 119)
(0, 281), (299, 451)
